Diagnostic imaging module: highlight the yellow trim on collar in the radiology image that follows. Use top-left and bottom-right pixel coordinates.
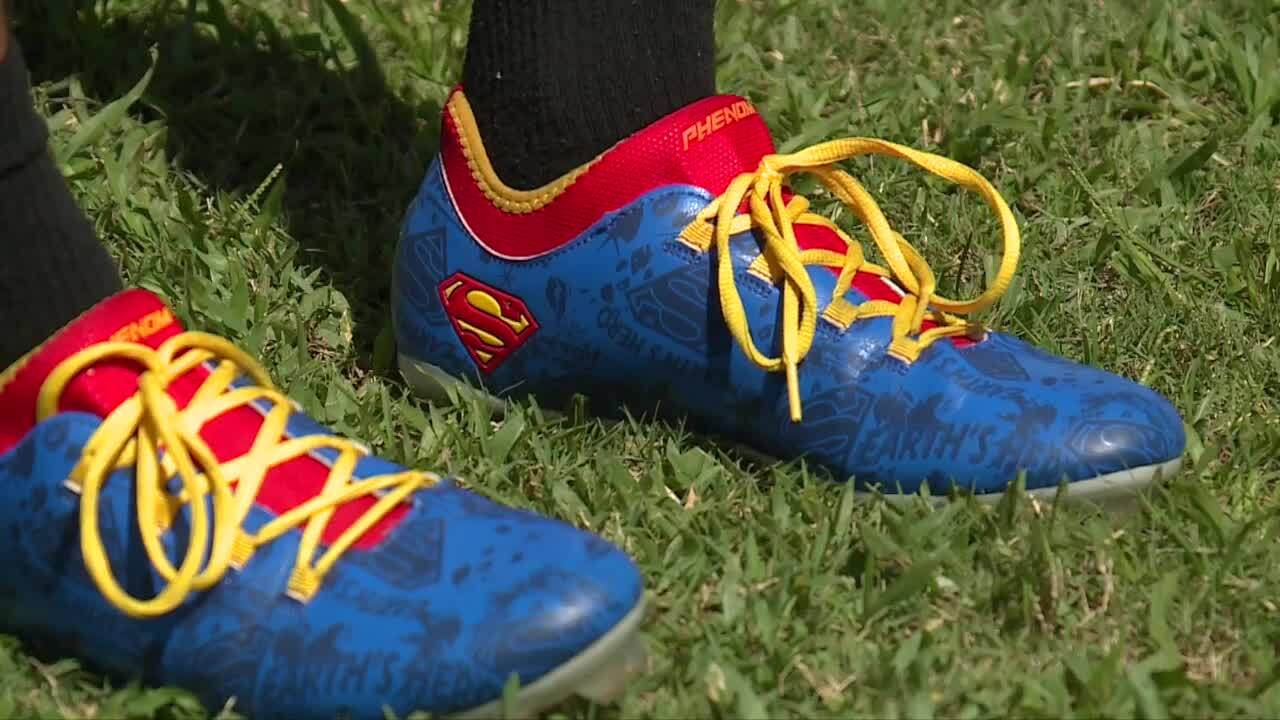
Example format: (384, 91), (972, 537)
(447, 91), (604, 214)
(0, 351), (33, 397)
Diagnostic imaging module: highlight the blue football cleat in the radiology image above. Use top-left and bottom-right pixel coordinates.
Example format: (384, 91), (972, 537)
(0, 289), (646, 719)
(392, 89), (1186, 505)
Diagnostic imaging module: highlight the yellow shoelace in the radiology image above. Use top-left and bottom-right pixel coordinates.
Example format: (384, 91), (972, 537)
(37, 332), (435, 619)
(678, 138), (1022, 422)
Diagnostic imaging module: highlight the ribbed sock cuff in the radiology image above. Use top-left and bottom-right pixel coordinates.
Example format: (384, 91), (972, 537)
(0, 35), (50, 177)
(0, 36), (123, 368)
(461, 0), (717, 189)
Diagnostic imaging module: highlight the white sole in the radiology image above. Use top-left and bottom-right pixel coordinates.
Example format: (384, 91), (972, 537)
(857, 457), (1183, 513)
(400, 354), (1182, 511)
(453, 600), (648, 719)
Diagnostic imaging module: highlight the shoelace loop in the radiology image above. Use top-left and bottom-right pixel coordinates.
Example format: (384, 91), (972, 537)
(680, 138), (1022, 422)
(36, 332), (435, 619)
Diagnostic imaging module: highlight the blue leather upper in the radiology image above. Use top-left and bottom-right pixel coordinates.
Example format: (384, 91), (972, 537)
(0, 411), (642, 718)
(394, 161), (1185, 495)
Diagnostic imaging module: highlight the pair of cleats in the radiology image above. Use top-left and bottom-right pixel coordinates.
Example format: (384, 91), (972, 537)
(0, 89), (1185, 718)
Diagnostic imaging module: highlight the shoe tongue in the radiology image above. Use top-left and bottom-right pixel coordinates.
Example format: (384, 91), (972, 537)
(624, 97), (963, 335)
(0, 289), (185, 450)
(646, 94), (778, 195)
(642, 101), (906, 303)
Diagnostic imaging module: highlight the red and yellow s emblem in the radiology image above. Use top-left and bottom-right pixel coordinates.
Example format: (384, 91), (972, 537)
(438, 272), (539, 373)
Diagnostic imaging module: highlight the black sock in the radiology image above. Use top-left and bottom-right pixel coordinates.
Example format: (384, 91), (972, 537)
(0, 37), (122, 368)
(462, 0), (717, 190)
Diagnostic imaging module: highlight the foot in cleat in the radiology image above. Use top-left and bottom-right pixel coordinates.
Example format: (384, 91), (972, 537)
(0, 289), (646, 719)
(392, 90), (1186, 505)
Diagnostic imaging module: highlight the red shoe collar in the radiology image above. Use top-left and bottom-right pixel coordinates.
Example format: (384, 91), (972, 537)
(440, 87), (776, 259)
(0, 289), (405, 548)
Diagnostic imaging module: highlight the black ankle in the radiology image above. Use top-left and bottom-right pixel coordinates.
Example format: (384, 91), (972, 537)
(0, 37), (122, 368)
(461, 0), (717, 189)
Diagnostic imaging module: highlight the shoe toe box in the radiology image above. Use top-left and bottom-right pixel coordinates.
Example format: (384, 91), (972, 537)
(398, 487), (643, 709)
(954, 335), (1187, 491)
(168, 484), (645, 719)
(1056, 383), (1185, 481)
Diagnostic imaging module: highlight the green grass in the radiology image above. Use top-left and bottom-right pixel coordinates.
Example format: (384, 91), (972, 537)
(5, 0), (1280, 717)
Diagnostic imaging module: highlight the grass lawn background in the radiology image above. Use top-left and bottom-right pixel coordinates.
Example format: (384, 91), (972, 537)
(4, 0), (1280, 717)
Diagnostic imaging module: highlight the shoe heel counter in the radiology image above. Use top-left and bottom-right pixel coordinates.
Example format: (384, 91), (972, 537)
(393, 161), (473, 375)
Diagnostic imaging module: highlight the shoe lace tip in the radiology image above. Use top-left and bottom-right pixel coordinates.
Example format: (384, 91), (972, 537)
(785, 362), (803, 423)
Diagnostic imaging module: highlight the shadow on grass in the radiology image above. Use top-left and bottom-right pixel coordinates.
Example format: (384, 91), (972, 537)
(14, 0), (444, 369)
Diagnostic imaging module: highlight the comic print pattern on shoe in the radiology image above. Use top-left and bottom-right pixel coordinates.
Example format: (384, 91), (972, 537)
(0, 289), (646, 719)
(393, 90), (1185, 504)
